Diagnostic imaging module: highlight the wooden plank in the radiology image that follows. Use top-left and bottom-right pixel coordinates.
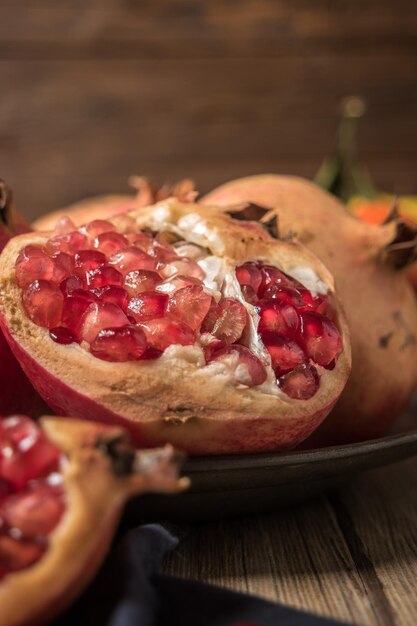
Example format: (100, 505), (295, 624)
(0, 57), (416, 219)
(333, 459), (417, 626)
(0, 0), (416, 58)
(161, 498), (378, 624)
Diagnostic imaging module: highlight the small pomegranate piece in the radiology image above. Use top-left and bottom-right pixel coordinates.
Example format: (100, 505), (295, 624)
(240, 285), (259, 305)
(128, 231), (154, 251)
(201, 298), (247, 344)
(258, 300), (299, 337)
(93, 231), (128, 256)
(51, 252), (74, 280)
(149, 241), (179, 264)
(168, 285), (212, 331)
(90, 325), (147, 362)
(210, 345), (267, 387)
(262, 286), (306, 309)
(22, 280), (64, 329)
(109, 247), (157, 274)
(236, 262), (263, 294)
(74, 250), (106, 273)
(79, 302), (130, 343)
(278, 364), (319, 399)
(85, 266), (123, 289)
(128, 291), (168, 322)
(299, 312), (342, 366)
(139, 318), (195, 351)
(124, 269), (162, 295)
(297, 289), (328, 314)
(1, 482), (65, 538)
(261, 333), (306, 375)
(0, 416), (61, 489)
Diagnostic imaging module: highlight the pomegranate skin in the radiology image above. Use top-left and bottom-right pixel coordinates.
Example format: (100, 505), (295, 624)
(0, 182), (47, 417)
(202, 175), (417, 444)
(0, 416), (188, 626)
(0, 201), (351, 455)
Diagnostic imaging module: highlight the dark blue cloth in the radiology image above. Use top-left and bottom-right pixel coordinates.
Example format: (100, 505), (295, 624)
(53, 524), (348, 626)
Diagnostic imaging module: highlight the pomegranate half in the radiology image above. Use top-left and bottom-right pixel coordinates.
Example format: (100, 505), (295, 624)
(0, 200), (351, 454)
(0, 414), (188, 626)
(202, 175), (417, 444)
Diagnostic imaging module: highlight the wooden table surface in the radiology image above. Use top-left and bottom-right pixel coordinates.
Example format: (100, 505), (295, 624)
(161, 456), (417, 626)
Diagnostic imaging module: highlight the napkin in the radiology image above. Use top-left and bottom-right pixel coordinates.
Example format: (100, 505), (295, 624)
(53, 524), (349, 626)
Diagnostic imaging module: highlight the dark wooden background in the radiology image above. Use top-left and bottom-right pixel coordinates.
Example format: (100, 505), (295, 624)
(0, 0), (416, 221)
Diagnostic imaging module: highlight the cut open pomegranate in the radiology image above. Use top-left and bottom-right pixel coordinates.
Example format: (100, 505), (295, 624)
(0, 414), (188, 626)
(0, 201), (351, 454)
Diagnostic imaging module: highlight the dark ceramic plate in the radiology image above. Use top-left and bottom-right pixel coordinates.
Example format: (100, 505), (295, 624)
(125, 407), (417, 523)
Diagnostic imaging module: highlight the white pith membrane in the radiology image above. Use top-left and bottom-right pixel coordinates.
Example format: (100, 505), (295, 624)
(13, 203), (339, 400)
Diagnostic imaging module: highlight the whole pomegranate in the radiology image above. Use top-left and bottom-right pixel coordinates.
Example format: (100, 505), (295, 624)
(0, 200), (351, 454)
(0, 414), (188, 626)
(202, 175), (417, 444)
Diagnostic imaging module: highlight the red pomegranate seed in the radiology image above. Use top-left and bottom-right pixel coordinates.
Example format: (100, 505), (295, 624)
(128, 292), (168, 322)
(168, 286), (212, 331)
(278, 364), (319, 399)
(90, 325), (147, 362)
(261, 333), (306, 375)
(262, 286), (306, 309)
(161, 257), (204, 280)
(1, 482), (65, 538)
(60, 274), (84, 295)
(259, 265), (295, 296)
(258, 300), (299, 337)
(22, 280), (64, 329)
(128, 231), (154, 251)
(240, 285), (259, 305)
(109, 247), (157, 274)
(51, 252), (74, 279)
(209, 345), (267, 387)
(62, 289), (98, 338)
(0, 535), (44, 573)
(158, 274), (203, 294)
(85, 266), (123, 289)
(93, 232), (128, 257)
(124, 270), (162, 295)
(74, 250), (106, 273)
(236, 262), (263, 294)
(200, 333), (224, 361)
(297, 289), (328, 314)
(97, 286), (129, 310)
(15, 246), (56, 288)
(201, 298), (247, 344)
(46, 231), (88, 255)
(84, 219), (117, 238)
(53, 216), (76, 236)
(299, 312), (342, 366)
(148, 242), (178, 264)
(138, 318), (195, 351)
(0, 416), (61, 489)
(49, 327), (76, 345)
(79, 302), (129, 343)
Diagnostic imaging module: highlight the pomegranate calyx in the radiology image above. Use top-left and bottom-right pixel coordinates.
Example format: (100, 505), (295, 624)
(379, 218), (417, 269)
(0, 181), (31, 246)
